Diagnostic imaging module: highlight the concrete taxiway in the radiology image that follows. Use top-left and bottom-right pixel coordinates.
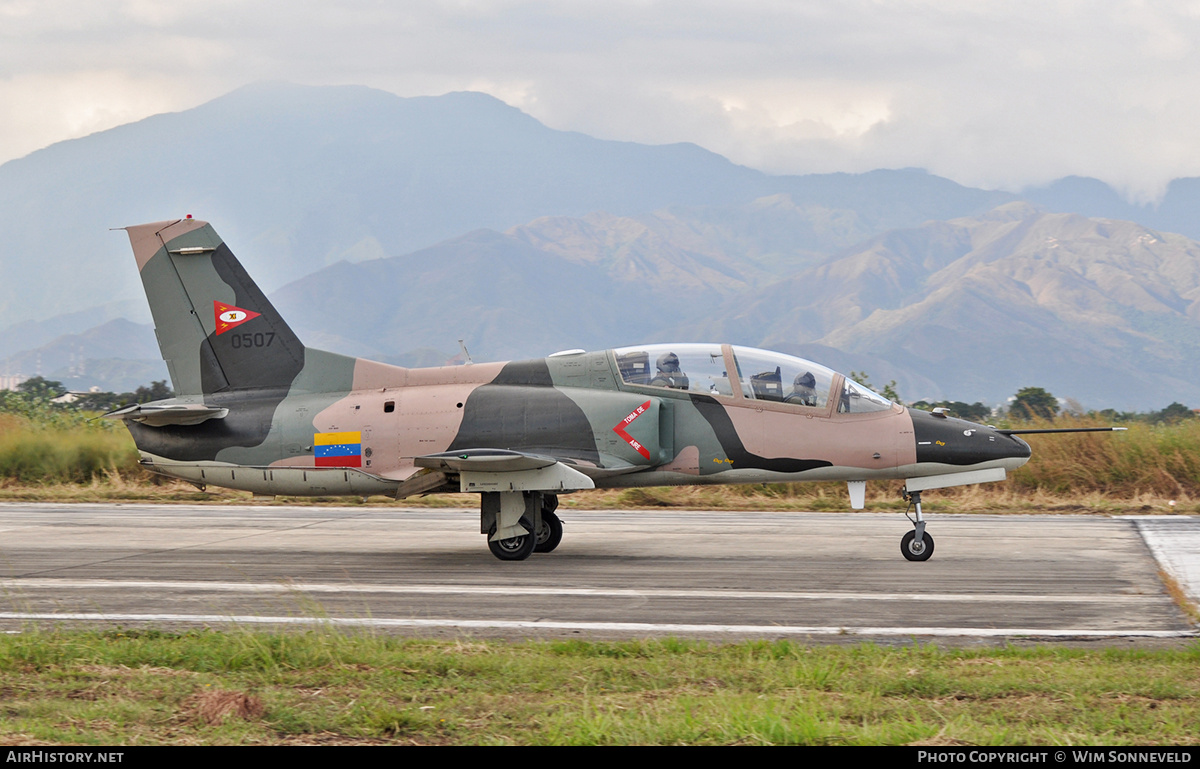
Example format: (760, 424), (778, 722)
(0, 503), (1194, 644)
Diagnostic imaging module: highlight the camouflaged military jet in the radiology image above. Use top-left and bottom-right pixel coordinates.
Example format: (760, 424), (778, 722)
(109, 216), (1040, 562)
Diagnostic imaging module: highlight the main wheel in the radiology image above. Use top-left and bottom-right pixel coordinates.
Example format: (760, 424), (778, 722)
(488, 518), (535, 561)
(534, 509), (563, 553)
(900, 529), (935, 561)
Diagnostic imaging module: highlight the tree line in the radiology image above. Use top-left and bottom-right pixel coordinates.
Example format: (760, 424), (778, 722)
(850, 374), (1194, 425)
(1, 376), (173, 413)
(4, 374), (1195, 427)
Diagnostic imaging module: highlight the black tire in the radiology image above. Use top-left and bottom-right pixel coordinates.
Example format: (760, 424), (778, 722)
(534, 509), (563, 553)
(900, 530), (935, 561)
(488, 518), (535, 561)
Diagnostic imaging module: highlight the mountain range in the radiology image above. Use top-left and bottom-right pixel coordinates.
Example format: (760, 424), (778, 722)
(0, 82), (1011, 326)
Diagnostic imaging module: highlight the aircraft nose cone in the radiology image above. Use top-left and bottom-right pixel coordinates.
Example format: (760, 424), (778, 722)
(908, 408), (1031, 469)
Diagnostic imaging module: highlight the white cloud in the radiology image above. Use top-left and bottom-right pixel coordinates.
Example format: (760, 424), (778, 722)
(3, 0), (1200, 201)
(0, 71), (216, 162)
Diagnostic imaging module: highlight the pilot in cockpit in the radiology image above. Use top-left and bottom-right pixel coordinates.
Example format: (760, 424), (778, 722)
(785, 371), (818, 406)
(649, 352), (690, 390)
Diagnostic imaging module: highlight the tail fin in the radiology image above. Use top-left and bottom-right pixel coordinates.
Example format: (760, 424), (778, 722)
(125, 218), (305, 396)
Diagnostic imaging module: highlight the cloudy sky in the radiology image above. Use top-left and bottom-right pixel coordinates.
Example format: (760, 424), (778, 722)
(3, 0), (1199, 202)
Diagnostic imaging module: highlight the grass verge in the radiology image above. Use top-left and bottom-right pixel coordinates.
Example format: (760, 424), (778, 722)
(0, 631), (1197, 745)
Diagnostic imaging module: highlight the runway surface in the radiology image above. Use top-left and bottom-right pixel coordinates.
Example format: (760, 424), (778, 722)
(0, 503), (1195, 644)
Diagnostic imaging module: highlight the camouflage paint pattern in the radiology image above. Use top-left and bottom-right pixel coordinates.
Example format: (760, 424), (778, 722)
(116, 219), (1032, 501)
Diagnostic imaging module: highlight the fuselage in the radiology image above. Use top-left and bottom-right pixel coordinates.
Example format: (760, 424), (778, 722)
(127, 343), (1031, 498)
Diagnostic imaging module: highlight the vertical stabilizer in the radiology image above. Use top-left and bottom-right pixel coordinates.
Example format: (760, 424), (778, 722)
(125, 218), (305, 396)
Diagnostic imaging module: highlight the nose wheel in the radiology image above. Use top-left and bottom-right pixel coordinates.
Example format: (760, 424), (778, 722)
(900, 489), (935, 561)
(900, 528), (934, 561)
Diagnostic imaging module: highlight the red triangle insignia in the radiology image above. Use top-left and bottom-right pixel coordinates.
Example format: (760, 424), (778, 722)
(214, 301), (262, 335)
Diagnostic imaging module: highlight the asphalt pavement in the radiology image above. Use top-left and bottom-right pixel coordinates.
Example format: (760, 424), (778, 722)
(0, 503), (1194, 645)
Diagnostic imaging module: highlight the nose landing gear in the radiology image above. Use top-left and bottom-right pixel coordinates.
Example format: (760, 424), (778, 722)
(900, 489), (935, 561)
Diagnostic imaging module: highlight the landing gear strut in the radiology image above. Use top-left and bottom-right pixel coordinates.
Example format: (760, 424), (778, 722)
(900, 489), (935, 561)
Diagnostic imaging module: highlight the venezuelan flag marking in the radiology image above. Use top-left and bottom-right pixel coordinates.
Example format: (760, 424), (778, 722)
(314, 431), (362, 467)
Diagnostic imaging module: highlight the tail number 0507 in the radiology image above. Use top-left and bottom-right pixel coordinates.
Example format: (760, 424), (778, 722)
(230, 332), (276, 349)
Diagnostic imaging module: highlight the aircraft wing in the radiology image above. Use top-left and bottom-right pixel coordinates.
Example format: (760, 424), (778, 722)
(414, 449), (596, 492)
(414, 448), (560, 473)
(101, 403), (229, 427)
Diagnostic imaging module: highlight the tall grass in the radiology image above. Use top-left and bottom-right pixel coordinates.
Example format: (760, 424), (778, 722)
(0, 413), (141, 484)
(1008, 418), (1200, 497)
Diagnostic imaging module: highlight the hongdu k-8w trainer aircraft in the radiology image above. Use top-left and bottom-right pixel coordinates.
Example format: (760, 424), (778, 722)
(108, 216), (1105, 562)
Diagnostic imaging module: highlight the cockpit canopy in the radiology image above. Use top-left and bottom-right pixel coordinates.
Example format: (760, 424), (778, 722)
(612, 343), (892, 414)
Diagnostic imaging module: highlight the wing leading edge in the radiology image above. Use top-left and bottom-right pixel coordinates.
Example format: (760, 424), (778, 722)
(415, 449), (596, 493)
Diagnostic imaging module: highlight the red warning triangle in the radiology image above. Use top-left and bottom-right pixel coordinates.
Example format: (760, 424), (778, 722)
(214, 301), (261, 335)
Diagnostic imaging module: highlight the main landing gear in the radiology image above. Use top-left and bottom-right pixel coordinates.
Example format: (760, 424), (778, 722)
(900, 489), (935, 561)
(488, 518), (536, 560)
(481, 490), (563, 561)
(534, 495), (563, 553)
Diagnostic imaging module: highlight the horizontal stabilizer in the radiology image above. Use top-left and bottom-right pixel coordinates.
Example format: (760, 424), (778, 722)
(102, 403), (229, 427)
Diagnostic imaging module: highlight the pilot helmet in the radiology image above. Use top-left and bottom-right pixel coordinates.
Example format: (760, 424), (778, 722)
(657, 352), (681, 373)
(794, 371), (816, 389)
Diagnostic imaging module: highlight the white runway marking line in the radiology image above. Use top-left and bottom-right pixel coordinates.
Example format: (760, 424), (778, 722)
(0, 612), (1192, 638)
(0, 577), (1166, 605)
